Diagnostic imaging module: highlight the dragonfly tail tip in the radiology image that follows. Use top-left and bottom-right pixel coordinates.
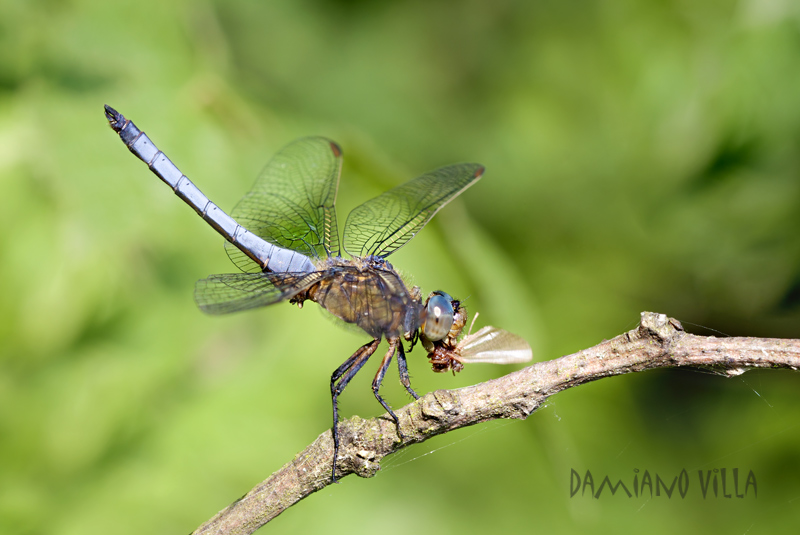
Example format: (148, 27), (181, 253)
(103, 104), (126, 132)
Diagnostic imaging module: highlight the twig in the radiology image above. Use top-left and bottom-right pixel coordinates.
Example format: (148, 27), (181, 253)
(192, 311), (800, 534)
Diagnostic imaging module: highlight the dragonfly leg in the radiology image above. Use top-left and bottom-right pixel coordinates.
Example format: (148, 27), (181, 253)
(396, 341), (420, 400)
(330, 338), (380, 483)
(406, 329), (419, 353)
(371, 338), (406, 439)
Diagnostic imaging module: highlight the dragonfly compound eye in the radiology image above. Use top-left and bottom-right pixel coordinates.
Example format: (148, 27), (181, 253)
(423, 293), (455, 341)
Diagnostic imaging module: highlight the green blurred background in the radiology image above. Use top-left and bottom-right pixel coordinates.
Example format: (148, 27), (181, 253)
(2, 0), (800, 533)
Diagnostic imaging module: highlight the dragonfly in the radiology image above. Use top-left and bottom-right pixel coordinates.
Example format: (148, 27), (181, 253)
(104, 104), (529, 482)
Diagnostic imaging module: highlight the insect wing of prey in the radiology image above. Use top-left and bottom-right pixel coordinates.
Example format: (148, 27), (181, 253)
(454, 326), (533, 365)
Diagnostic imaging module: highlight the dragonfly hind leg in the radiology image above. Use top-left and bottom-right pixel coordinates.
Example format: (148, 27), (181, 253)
(330, 338), (380, 483)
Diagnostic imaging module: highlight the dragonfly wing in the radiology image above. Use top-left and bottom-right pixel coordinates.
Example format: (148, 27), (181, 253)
(342, 163), (484, 258)
(225, 137), (342, 272)
(456, 326), (533, 364)
(194, 271), (324, 315)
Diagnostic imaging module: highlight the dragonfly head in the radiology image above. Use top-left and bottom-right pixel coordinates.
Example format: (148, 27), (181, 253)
(420, 291), (465, 343)
(421, 291), (468, 374)
(421, 291), (455, 341)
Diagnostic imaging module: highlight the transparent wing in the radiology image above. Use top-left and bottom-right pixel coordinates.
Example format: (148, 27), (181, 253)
(342, 163), (484, 258)
(225, 137), (342, 272)
(194, 271), (325, 315)
(455, 326), (533, 364)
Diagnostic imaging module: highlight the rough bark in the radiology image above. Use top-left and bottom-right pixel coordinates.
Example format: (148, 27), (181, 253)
(192, 311), (800, 534)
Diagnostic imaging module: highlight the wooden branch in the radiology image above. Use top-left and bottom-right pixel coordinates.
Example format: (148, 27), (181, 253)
(192, 311), (800, 534)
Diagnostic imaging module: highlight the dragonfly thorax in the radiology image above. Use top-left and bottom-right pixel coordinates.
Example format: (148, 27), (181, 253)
(306, 256), (422, 339)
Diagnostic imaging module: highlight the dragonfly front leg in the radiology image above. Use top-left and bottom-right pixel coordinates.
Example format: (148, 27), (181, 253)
(371, 338), (407, 438)
(396, 340), (420, 400)
(330, 339), (380, 483)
